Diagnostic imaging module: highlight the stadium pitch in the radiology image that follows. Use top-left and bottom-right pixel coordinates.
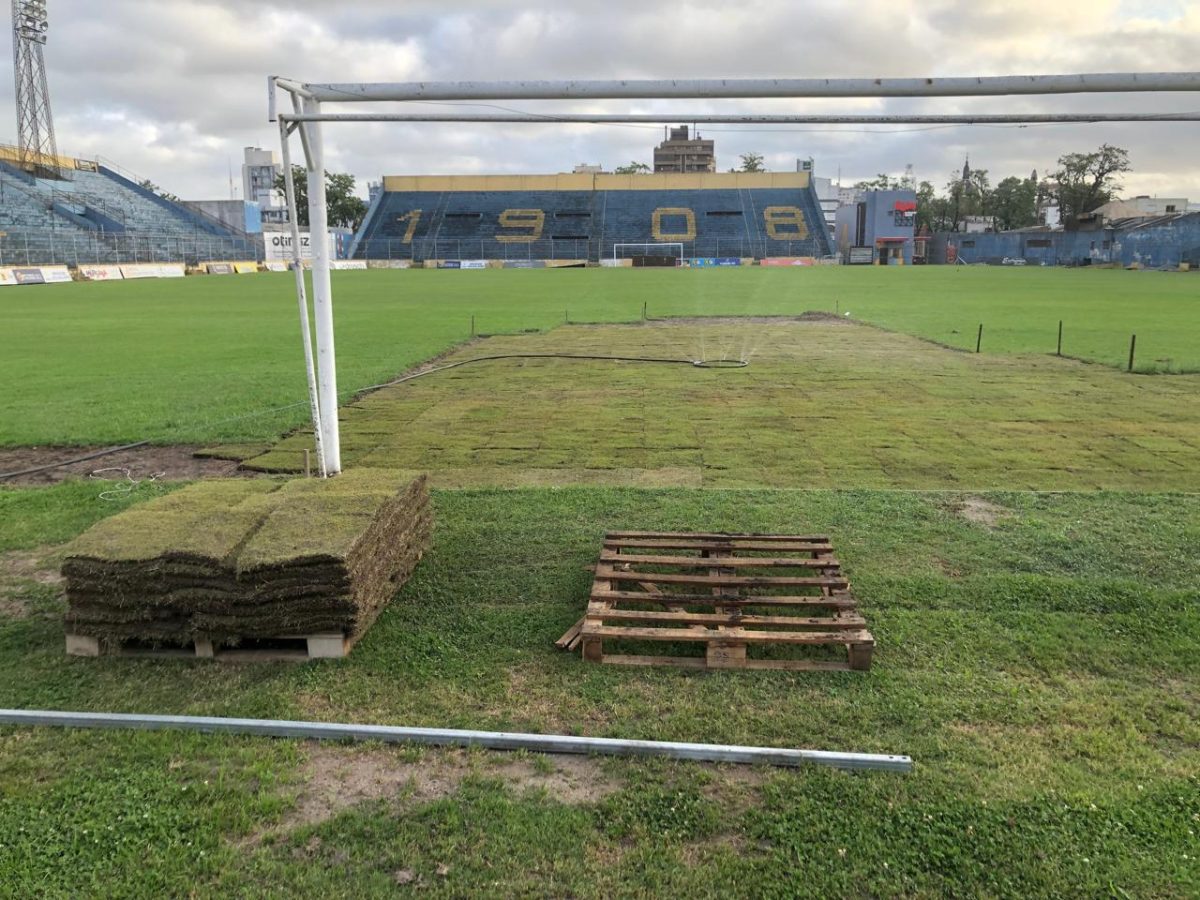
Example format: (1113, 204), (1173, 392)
(1, 266), (1198, 896)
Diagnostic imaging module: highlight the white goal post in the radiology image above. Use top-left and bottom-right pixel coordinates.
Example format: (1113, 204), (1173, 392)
(269, 72), (1200, 476)
(613, 243), (685, 265)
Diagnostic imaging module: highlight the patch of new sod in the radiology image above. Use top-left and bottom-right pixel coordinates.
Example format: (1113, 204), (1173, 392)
(60, 471), (431, 643)
(2, 266), (1197, 448)
(248, 320), (1200, 491)
(1, 484), (1197, 896)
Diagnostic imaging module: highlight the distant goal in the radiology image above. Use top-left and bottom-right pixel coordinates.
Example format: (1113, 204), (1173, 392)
(613, 242), (684, 267)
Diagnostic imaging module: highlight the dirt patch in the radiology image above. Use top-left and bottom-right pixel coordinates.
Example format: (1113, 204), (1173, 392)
(492, 755), (621, 805)
(952, 496), (1012, 528)
(0, 546), (64, 617)
(0, 446), (254, 486)
(0, 546), (64, 587)
(243, 742), (621, 847)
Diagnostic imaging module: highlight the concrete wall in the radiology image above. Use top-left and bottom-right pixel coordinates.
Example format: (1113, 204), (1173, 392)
(185, 200), (263, 235)
(937, 214), (1200, 267)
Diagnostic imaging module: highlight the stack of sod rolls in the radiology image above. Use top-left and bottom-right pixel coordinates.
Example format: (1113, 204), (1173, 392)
(62, 471), (431, 648)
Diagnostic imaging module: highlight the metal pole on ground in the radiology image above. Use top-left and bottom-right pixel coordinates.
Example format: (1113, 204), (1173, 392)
(1057, 320), (1063, 356)
(976, 323), (984, 353)
(303, 96), (342, 475)
(0, 709), (914, 773)
(1128, 334), (1137, 372)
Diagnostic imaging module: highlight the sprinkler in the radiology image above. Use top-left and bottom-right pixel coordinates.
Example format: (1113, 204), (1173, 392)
(692, 359), (749, 369)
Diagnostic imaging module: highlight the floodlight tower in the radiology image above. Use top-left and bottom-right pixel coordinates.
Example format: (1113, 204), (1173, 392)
(11, 0), (59, 177)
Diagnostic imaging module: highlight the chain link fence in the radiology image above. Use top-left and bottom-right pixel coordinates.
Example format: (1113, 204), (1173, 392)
(354, 237), (828, 262)
(0, 231), (263, 267)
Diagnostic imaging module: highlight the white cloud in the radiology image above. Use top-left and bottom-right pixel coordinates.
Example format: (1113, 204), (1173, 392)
(2, 0), (1197, 199)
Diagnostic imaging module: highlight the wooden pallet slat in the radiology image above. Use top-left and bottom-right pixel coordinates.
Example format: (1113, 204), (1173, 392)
(590, 589), (857, 608)
(584, 608), (868, 629)
(599, 550), (842, 569)
(65, 631), (359, 662)
(596, 567), (849, 589)
(604, 538), (834, 552)
(572, 531), (875, 672)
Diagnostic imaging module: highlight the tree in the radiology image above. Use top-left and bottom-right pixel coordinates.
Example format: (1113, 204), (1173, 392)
(854, 173), (903, 191)
(915, 180), (955, 233)
(1048, 144), (1131, 228)
(273, 166), (369, 229)
(614, 161), (651, 174)
(138, 179), (180, 202)
(989, 176), (1039, 231)
(946, 167), (990, 231)
(739, 152), (765, 173)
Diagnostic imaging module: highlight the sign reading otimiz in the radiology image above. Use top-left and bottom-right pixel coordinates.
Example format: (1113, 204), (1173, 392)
(264, 231), (346, 262)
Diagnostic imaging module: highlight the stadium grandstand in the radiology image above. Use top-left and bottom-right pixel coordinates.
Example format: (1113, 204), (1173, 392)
(0, 146), (257, 266)
(350, 172), (833, 263)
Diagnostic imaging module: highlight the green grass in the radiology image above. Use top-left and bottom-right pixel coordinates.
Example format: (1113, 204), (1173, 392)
(2, 267), (1197, 447)
(3, 266), (1199, 895)
(246, 320), (1200, 491)
(1, 484), (1198, 896)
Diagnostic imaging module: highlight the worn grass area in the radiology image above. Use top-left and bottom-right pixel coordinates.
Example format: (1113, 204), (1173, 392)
(1, 484), (1198, 896)
(247, 319), (1200, 491)
(2, 266), (1197, 447)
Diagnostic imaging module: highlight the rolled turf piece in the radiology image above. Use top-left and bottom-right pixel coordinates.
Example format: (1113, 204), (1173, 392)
(62, 471), (432, 651)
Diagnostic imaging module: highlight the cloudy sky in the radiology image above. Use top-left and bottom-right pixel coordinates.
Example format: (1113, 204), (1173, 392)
(5, 0), (1199, 200)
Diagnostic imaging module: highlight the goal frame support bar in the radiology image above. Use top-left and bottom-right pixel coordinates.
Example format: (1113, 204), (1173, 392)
(270, 71), (1200, 477)
(613, 243), (685, 264)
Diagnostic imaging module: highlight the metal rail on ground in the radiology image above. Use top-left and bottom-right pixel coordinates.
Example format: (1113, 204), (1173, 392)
(0, 709), (913, 773)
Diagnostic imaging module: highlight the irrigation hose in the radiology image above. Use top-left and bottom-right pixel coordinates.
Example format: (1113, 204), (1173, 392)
(0, 353), (749, 481)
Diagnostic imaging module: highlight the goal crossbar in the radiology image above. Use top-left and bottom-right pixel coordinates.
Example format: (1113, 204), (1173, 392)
(614, 243), (685, 264)
(270, 71), (1200, 476)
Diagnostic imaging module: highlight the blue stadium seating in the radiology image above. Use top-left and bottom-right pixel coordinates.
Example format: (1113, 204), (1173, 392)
(0, 163), (256, 265)
(354, 182), (832, 261)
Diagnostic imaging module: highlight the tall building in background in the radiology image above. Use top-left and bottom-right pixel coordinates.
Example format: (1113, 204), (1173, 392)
(242, 146), (288, 224)
(653, 126), (715, 173)
(12, 0), (60, 177)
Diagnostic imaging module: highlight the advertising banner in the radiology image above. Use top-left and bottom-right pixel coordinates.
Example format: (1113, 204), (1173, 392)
(543, 259), (587, 268)
(120, 263), (186, 279)
(460, 260), (487, 270)
(13, 268), (45, 285)
(437, 260), (461, 269)
(42, 266), (73, 283)
(503, 260), (546, 269)
(366, 260), (412, 269)
(848, 247), (874, 266)
(232, 262), (260, 274)
(205, 262), (235, 275)
(263, 261), (289, 273)
(0, 268), (17, 286)
(80, 265), (125, 281)
(330, 260), (368, 270)
(690, 257), (742, 268)
(599, 259), (633, 268)
(264, 230), (347, 262)
(760, 257), (815, 267)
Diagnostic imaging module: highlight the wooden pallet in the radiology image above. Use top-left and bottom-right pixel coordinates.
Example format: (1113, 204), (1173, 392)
(563, 531), (874, 671)
(65, 632), (360, 662)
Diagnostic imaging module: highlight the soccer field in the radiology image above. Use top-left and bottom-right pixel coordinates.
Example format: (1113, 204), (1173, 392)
(2, 266), (1199, 897)
(2, 266), (1198, 447)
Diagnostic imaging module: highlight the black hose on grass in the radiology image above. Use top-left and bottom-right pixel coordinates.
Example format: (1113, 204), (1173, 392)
(0, 441), (152, 482)
(1, 353), (747, 482)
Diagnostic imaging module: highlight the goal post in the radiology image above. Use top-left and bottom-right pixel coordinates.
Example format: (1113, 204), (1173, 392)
(613, 243), (685, 266)
(270, 72), (1200, 476)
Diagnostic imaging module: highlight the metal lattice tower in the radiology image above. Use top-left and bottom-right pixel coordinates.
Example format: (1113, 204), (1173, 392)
(11, 0), (59, 177)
